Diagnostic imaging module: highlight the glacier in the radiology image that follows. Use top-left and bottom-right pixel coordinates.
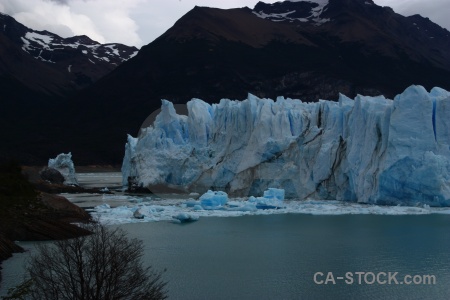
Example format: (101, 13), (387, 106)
(122, 85), (450, 207)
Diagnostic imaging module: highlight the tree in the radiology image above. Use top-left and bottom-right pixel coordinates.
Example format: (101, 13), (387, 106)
(2, 279), (33, 300)
(16, 223), (167, 300)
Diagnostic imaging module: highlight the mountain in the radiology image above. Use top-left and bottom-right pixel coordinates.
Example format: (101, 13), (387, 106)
(79, 0), (450, 104)
(66, 0), (450, 164)
(0, 12), (137, 164)
(122, 85), (450, 206)
(4, 0), (450, 164)
(0, 12), (138, 99)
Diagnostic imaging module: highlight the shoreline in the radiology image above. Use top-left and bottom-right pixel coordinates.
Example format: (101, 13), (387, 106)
(0, 165), (100, 285)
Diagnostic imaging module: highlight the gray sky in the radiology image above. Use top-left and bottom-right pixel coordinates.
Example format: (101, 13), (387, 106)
(0, 0), (449, 48)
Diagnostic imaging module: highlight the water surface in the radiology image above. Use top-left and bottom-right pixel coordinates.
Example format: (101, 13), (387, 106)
(2, 173), (449, 299)
(120, 214), (450, 299)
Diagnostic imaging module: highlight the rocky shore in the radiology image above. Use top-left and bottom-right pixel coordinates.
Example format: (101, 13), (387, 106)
(0, 163), (94, 283)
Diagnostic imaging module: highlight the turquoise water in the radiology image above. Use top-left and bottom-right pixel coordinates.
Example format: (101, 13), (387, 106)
(2, 214), (450, 299)
(121, 214), (450, 299)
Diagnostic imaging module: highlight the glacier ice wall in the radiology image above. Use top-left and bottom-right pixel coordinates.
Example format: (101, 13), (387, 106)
(122, 85), (450, 206)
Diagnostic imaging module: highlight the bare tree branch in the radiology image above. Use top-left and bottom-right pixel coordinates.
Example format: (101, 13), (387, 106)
(11, 223), (168, 300)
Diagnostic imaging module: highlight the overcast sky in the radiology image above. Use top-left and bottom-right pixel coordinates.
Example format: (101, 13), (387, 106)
(0, 0), (449, 48)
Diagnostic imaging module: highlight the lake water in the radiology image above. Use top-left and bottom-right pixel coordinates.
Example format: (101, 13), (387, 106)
(1, 173), (450, 299)
(2, 214), (450, 299)
(123, 214), (450, 299)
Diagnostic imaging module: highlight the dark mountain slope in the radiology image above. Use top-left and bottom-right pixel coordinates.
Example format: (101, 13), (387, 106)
(3, 0), (450, 164)
(78, 0), (450, 104)
(0, 12), (137, 164)
(64, 0), (450, 164)
(0, 12), (138, 98)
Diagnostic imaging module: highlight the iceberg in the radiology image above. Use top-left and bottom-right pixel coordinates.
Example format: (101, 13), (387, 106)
(199, 190), (228, 209)
(249, 188), (285, 209)
(133, 208), (145, 219)
(172, 213), (199, 223)
(48, 152), (78, 185)
(122, 86), (450, 207)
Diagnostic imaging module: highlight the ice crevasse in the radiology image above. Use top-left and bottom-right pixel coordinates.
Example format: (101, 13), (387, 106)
(122, 85), (450, 207)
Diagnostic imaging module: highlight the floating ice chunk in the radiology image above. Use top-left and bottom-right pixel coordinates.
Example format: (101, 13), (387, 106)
(109, 206), (133, 218)
(86, 196), (450, 225)
(133, 208), (145, 219)
(48, 152), (78, 185)
(199, 190), (228, 209)
(172, 213), (199, 223)
(247, 188), (286, 209)
(95, 203), (111, 210)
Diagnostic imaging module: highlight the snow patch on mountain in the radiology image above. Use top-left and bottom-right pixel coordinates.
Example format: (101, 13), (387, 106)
(25, 32), (53, 47)
(19, 29), (138, 66)
(289, 0), (328, 4)
(105, 44), (120, 56)
(291, 0), (329, 18)
(128, 51), (139, 59)
(255, 10), (297, 20)
(253, 0), (330, 25)
(122, 86), (450, 207)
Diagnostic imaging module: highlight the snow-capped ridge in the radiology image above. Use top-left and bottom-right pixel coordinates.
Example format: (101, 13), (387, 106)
(20, 29), (138, 64)
(0, 12), (137, 66)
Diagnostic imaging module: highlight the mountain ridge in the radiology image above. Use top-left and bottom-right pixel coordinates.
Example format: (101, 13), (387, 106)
(0, 12), (138, 98)
(76, 0), (450, 108)
(2, 0), (450, 164)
